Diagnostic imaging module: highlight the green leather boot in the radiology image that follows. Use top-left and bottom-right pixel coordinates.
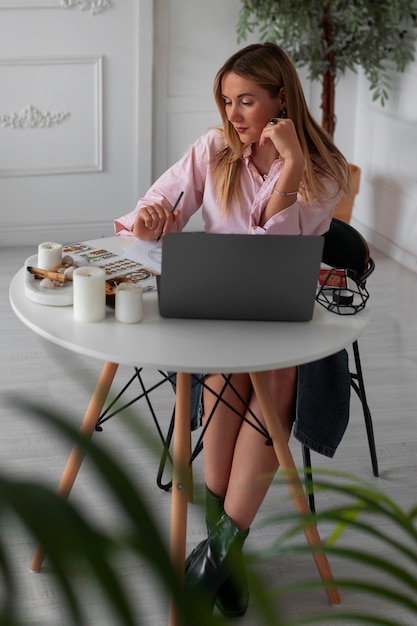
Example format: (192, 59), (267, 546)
(185, 510), (249, 616)
(185, 486), (249, 617)
(205, 485), (225, 531)
(185, 486), (224, 566)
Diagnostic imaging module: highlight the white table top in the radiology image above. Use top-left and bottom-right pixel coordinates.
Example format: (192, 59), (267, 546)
(9, 236), (370, 373)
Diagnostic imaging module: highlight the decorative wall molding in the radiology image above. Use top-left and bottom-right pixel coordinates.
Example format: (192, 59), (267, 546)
(0, 0), (111, 12)
(0, 105), (70, 129)
(0, 1), (58, 8)
(0, 56), (103, 177)
(60, 0), (111, 13)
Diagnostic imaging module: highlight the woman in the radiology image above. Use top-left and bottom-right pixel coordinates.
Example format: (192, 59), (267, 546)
(115, 42), (349, 617)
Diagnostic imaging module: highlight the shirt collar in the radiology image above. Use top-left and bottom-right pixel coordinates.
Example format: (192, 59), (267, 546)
(242, 143), (253, 160)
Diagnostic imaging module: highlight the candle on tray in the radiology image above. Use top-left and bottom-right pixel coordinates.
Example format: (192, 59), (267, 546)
(115, 282), (143, 323)
(37, 242), (62, 271)
(73, 267), (106, 323)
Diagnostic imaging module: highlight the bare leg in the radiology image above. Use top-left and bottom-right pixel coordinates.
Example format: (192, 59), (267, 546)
(202, 368), (297, 531)
(187, 368), (340, 610)
(202, 373), (252, 498)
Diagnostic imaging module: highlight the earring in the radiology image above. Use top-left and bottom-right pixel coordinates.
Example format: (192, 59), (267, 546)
(279, 108), (287, 119)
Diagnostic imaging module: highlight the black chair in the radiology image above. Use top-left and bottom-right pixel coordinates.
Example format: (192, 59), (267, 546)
(97, 219), (378, 513)
(304, 217), (378, 511)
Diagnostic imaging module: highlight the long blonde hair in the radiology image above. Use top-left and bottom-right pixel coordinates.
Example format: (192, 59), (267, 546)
(212, 42), (349, 212)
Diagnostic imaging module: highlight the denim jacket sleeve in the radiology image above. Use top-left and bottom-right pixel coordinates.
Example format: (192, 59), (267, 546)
(293, 349), (351, 458)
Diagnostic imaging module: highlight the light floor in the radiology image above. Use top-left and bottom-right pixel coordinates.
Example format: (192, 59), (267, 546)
(1, 243), (417, 626)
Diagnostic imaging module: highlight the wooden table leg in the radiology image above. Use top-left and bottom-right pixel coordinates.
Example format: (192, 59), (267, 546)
(168, 372), (192, 626)
(30, 361), (119, 572)
(250, 371), (341, 606)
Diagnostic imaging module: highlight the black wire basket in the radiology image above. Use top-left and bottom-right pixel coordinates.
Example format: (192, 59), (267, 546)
(316, 266), (370, 315)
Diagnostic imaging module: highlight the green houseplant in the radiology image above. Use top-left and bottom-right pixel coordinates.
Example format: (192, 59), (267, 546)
(3, 396), (417, 625)
(257, 470), (417, 625)
(236, 0), (417, 221)
(1, 396), (289, 626)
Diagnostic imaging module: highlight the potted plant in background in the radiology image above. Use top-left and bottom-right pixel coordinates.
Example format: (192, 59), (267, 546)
(236, 0), (417, 222)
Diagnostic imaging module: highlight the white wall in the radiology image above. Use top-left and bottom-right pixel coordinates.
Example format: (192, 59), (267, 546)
(0, 0), (153, 245)
(1, 0), (416, 274)
(351, 64), (417, 274)
(151, 0), (260, 231)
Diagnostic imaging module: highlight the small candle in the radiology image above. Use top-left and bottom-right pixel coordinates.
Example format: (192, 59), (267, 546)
(73, 266), (106, 323)
(38, 242), (62, 271)
(115, 283), (143, 323)
(333, 288), (354, 306)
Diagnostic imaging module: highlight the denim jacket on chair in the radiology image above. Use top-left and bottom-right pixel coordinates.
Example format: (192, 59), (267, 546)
(293, 349), (350, 458)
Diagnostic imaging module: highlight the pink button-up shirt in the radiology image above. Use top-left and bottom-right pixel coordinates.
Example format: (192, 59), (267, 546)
(114, 128), (341, 237)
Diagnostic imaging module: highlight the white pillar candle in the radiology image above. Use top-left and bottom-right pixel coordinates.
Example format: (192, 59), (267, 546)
(73, 266), (106, 323)
(115, 283), (143, 323)
(37, 242), (62, 271)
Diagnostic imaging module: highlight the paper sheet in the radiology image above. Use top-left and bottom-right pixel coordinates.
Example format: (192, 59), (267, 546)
(123, 239), (162, 273)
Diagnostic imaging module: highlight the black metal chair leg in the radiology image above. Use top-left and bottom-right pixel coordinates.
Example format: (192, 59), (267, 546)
(351, 340), (379, 477)
(302, 445), (316, 514)
(156, 407), (175, 491)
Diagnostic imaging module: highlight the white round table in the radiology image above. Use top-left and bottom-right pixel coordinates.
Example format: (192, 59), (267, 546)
(10, 236), (369, 373)
(9, 236), (370, 625)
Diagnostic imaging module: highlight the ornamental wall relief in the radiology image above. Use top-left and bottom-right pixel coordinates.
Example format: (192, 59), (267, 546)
(0, 105), (71, 129)
(60, 0), (111, 14)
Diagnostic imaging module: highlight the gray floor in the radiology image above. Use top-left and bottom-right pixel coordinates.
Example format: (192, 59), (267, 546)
(1, 243), (417, 625)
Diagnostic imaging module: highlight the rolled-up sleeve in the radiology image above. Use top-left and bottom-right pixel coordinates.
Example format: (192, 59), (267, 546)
(114, 212), (137, 235)
(251, 177), (342, 236)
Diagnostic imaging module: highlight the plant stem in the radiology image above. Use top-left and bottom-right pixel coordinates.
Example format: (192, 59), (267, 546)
(321, 6), (336, 137)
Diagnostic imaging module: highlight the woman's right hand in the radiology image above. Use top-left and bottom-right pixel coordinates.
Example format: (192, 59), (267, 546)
(132, 203), (180, 240)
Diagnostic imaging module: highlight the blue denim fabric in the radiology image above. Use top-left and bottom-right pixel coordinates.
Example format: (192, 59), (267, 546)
(168, 349), (350, 458)
(167, 372), (205, 431)
(293, 349), (351, 458)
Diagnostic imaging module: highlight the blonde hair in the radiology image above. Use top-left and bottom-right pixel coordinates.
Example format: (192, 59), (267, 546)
(212, 42), (349, 212)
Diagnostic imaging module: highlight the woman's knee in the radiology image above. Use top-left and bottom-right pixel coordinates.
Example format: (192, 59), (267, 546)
(203, 373), (252, 422)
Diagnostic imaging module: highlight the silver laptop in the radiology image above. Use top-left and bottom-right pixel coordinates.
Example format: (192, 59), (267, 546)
(158, 233), (324, 321)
